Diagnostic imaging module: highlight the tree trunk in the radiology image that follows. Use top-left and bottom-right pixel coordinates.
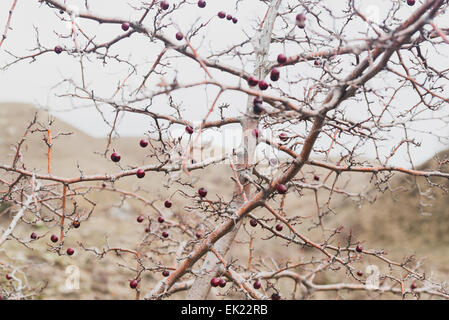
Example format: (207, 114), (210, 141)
(186, 0), (282, 300)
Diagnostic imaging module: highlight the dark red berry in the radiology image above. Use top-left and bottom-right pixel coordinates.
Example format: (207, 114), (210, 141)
(218, 11), (226, 19)
(275, 224), (283, 232)
(270, 68), (280, 82)
(253, 104), (263, 115)
(218, 278), (226, 288)
(276, 183), (287, 194)
(253, 97), (263, 105)
(140, 139), (148, 148)
(66, 248), (75, 256)
(137, 215), (144, 223)
(54, 46), (63, 54)
(356, 270), (363, 277)
(198, 0), (206, 8)
(296, 14), (306, 29)
(162, 231), (169, 238)
(186, 125), (194, 134)
(72, 220), (81, 228)
(198, 187), (208, 197)
(164, 200), (172, 208)
(279, 133), (288, 141)
(145, 227), (151, 233)
(136, 169), (145, 179)
(277, 54), (287, 64)
(248, 76), (259, 87)
(110, 152), (121, 162)
(162, 270), (170, 277)
(175, 32), (184, 41)
(226, 14), (232, 20)
(258, 80), (269, 90)
(158, 216), (165, 223)
(252, 128), (259, 139)
(253, 280), (262, 289)
(313, 175), (320, 181)
(30, 232), (37, 240)
(195, 232), (202, 239)
(160, 1), (169, 10)
(411, 282), (417, 290)
(210, 277), (220, 287)
(271, 293), (281, 300)
(50, 235), (58, 243)
(314, 60), (320, 66)
(250, 218), (257, 227)
(232, 17), (238, 24)
(407, 0), (415, 6)
(121, 22), (130, 31)
(356, 245), (363, 253)
(130, 279), (138, 289)
(6, 274), (12, 280)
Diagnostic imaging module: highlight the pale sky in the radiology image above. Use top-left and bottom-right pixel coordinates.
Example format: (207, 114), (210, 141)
(0, 0), (448, 167)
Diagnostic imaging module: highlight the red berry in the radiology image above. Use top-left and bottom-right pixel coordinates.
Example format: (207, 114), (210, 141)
(407, 0), (415, 6)
(140, 139), (148, 148)
(175, 32), (184, 41)
(110, 152), (121, 162)
(160, 1), (169, 10)
(162, 231), (169, 238)
(158, 216), (165, 223)
(356, 245), (363, 253)
(54, 46), (63, 54)
(279, 133), (288, 141)
(198, 0), (206, 8)
(137, 215), (144, 223)
(277, 54), (287, 64)
(198, 187), (208, 197)
(271, 293), (281, 300)
(136, 169), (145, 179)
(162, 270), (170, 277)
(164, 200), (172, 208)
(226, 14), (233, 20)
(72, 220), (81, 228)
(218, 278), (226, 288)
(66, 248), (75, 256)
(253, 103), (263, 115)
(218, 11), (226, 19)
(50, 235), (58, 243)
(275, 224), (283, 232)
(253, 280), (262, 289)
(314, 60), (320, 66)
(248, 76), (259, 87)
(270, 68), (280, 82)
(411, 282), (417, 290)
(195, 232), (202, 239)
(276, 183), (287, 194)
(296, 14), (306, 29)
(6, 274), (12, 280)
(186, 125), (194, 134)
(130, 279), (138, 289)
(30, 232), (37, 240)
(252, 128), (259, 139)
(145, 227), (151, 233)
(232, 17), (238, 24)
(258, 80), (268, 90)
(313, 175), (320, 181)
(121, 22), (130, 31)
(250, 219), (257, 227)
(210, 277), (220, 287)
(356, 270), (363, 277)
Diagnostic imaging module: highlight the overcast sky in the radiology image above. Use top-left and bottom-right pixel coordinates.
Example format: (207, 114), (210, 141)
(0, 0), (448, 167)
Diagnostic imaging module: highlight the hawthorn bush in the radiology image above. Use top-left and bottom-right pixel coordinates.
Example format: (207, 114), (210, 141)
(1, 0), (449, 300)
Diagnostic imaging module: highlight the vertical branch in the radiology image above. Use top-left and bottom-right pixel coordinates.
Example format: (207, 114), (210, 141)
(59, 184), (67, 245)
(47, 129), (52, 175)
(0, 0), (18, 49)
(185, 0), (282, 300)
